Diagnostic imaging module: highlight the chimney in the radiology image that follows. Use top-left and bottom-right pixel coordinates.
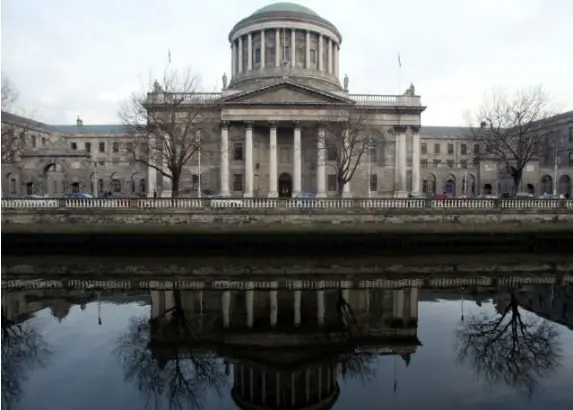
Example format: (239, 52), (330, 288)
(77, 116), (83, 127)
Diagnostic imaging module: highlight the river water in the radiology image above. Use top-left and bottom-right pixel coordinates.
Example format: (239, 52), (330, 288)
(2, 273), (573, 410)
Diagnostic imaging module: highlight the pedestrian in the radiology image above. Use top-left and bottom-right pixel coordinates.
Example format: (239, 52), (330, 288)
(153, 190), (158, 199)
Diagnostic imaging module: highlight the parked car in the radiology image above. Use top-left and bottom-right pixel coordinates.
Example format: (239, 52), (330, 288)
(62, 193), (94, 199)
(294, 192), (320, 207)
(20, 194), (58, 207)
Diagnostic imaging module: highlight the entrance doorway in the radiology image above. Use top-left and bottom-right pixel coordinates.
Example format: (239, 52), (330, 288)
(278, 173), (292, 197)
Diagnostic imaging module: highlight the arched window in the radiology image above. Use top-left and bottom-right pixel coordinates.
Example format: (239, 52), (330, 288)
(26, 182), (34, 195)
(139, 178), (146, 194)
(72, 182), (80, 193)
(112, 179), (121, 193)
(97, 179), (104, 195)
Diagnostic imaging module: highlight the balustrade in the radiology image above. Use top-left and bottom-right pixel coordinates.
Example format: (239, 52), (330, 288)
(2, 197), (573, 209)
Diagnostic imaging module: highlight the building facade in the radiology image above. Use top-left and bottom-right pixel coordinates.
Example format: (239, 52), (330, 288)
(2, 2), (572, 198)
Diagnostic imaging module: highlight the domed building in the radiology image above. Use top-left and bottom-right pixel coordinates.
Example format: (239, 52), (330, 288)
(3, 2), (572, 199)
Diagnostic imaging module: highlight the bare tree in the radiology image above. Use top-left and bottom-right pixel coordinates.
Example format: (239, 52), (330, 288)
(115, 290), (227, 410)
(1, 72), (18, 112)
(309, 107), (374, 197)
(119, 64), (219, 198)
(456, 289), (562, 396)
(466, 86), (554, 195)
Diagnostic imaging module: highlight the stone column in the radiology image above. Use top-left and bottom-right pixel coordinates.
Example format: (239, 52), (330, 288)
(294, 287), (301, 327)
(399, 129), (408, 195)
(238, 36), (243, 73)
(275, 29), (280, 67)
(220, 122), (230, 196)
(222, 290), (231, 327)
(161, 154), (172, 198)
(291, 29), (296, 67)
(260, 29), (265, 68)
(305, 30), (311, 68)
(394, 127), (407, 197)
(247, 33), (253, 71)
(411, 127), (421, 194)
(328, 38), (333, 74)
(410, 287), (419, 320)
(246, 282), (254, 328)
(342, 129), (351, 197)
(318, 34), (324, 72)
(268, 123), (278, 197)
(231, 42), (236, 77)
(147, 134), (157, 197)
(244, 122), (254, 197)
(317, 281), (325, 327)
(317, 127), (327, 198)
(333, 44), (339, 78)
(270, 282), (278, 327)
(293, 124), (302, 197)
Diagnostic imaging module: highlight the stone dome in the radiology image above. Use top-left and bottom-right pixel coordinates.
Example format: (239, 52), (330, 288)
(251, 2), (319, 17)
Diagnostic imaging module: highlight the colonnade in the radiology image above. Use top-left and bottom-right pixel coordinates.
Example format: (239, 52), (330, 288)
(230, 28), (340, 78)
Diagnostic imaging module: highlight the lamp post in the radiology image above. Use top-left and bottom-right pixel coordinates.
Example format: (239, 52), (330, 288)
(197, 131), (202, 198)
(93, 161), (98, 197)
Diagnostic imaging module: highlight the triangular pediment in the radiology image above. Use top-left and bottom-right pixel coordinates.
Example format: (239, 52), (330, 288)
(221, 80), (354, 105)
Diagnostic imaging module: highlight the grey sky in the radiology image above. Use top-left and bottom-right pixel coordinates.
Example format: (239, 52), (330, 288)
(2, 0), (572, 126)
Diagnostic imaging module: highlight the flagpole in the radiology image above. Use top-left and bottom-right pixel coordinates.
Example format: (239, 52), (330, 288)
(398, 53), (402, 94)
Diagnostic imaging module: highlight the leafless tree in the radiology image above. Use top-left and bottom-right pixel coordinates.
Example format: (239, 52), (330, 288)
(456, 289), (562, 396)
(466, 86), (554, 195)
(115, 290), (227, 410)
(2, 72), (18, 112)
(1, 307), (52, 409)
(119, 64), (219, 198)
(308, 107), (375, 197)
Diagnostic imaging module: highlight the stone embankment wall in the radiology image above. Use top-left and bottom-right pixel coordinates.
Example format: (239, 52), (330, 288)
(3, 208), (573, 233)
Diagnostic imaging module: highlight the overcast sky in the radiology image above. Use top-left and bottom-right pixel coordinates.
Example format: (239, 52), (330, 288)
(2, 0), (572, 126)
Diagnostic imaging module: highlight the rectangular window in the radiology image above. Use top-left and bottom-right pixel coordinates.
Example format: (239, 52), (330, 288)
(473, 144), (480, 154)
(433, 159), (441, 167)
(254, 48), (261, 63)
(460, 160), (468, 168)
(460, 144), (467, 155)
(421, 143), (427, 154)
(421, 159), (428, 168)
(98, 161), (105, 167)
(369, 174), (377, 191)
(126, 142), (133, 153)
(99, 142), (105, 153)
(310, 49), (316, 64)
(71, 142), (77, 150)
(191, 174), (202, 190)
(233, 174), (243, 191)
(447, 143), (454, 155)
(434, 143), (440, 154)
(85, 142), (91, 153)
(569, 127), (573, 143)
(327, 174), (337, 192)
(112, 142), (119, 153)
(233, 143), (243, 161)
(447, 160), (454, 168)
(283, 46), (290, 60)
(327, 145), (337, 161)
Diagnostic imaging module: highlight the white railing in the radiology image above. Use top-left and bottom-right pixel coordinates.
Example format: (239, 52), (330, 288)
(2, 198), (573, 210)
(3, 276), (572, 290)
(349, 94), (421, 107)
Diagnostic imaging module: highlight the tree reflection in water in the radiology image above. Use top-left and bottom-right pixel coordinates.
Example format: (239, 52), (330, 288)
(115, 291), (227, 410)
(1, 309), (52, 409)
(456, 289), (562, 396)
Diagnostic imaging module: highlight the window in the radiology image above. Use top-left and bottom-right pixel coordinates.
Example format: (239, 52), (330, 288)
(569, 127), (573, 143)
(192, 174), (201, 190)
(72, 182), (80, 193)
(460, 144), (467, 155)
(233, 174), (243, 191)
(368, 147), (377, 162)
(327, 145), (337, 161)
(283, 46), (290, 60)
(421, 143), (427, 154)
(9, 178), (16, 194)
(32, 135), (37, 148)
(569, 152), (573, 166)
(112, 142), (119, 153)
(254, 48), (261, 63)
(434, 143), (440, 154)
(473, 144), (480, 154)
(433, 159), (441, 167)
(327, 174), (337, 192)
(71, 142), (77, 150)
(233, 143), (243, 161)
(126, 142), (133, 153)
(42, 137), (46, 146)
(98, 161), (105, 167)
(460, 160), (468, 168)
(99, 142), (105, 153)
(85, 142), (91, 153)
(310, 49), (316, 64)
(369, 174), (377, 191)
(447, 144), (454, 155)
(421, 159), (428, 168)
(447, 160), (454, 168)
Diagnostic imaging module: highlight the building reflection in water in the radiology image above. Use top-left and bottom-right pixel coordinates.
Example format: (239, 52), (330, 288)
(146, 283), (420, 410)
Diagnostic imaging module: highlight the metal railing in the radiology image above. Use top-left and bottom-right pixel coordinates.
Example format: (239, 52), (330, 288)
(2, 198), (573, 209)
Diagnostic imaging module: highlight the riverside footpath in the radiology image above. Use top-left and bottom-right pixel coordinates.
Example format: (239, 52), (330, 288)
(3, 197), (573, 256)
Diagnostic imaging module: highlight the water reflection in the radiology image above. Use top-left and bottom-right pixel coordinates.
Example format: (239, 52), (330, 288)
(2, 277), (572, 410)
